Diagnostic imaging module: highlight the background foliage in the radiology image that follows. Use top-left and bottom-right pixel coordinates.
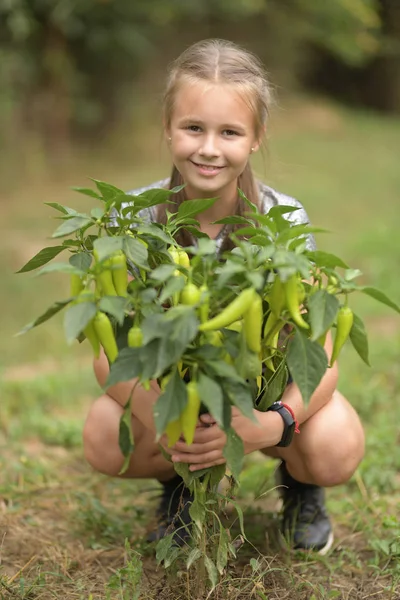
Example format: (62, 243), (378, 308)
(0, 0), (399, 176)
(1, 2), (400, 598)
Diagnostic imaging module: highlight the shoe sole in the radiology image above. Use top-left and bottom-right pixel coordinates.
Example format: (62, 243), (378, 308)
(275, 529), (334, 556)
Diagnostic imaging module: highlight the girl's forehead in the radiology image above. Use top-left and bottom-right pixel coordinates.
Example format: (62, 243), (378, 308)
(172, 80), (255, 126)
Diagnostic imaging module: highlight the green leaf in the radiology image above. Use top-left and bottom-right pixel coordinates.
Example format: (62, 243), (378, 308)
(308, 289), (340, 340)
(306, 250), (349, 269)
(69, 252), (92, 272)
(137, 187), (179, 206)
(176, 197), (217, 220)
(344, 268), (363, 281)
(16, 246), (65, 273)
(17, 299), (71, 335)
(71, 186), (102, 200)
(90, 179), (124, 200)
(256, 362), (288, 411)
(198, 373), (224, 426)
(204, 556), (218, 591)
(195, 237), (218, 255)
(118, 396), (135, 472)
(223, 427), (244, 481)
(91, 207), (104, 220)
(216, 524), (229, 574)
(123, 236), (149, 270)
(238, 187), (257, 213)
(153, 370), (187, 436)
(186, 548), (202, 570)
(52, 216), (93, 238)
(137, 224), (172, 245)
(99, 296), (128, 326)
(189, 496), (206, 532)
(44, 202), (69, 214)
(361, 287), (400, 313)
(107, 347), (142, 386)
(64, 301), (97, 344)
(159, 276), (186, 304)
(93, 236), (123, 261)
(35, 262), (85, 276)
(286, 330), (328, 405)
(224, 380), (256, 422)
(206, 360), (244, 382)
(246, 271), (264, 290)
(277, 225), (329, 245)
(155, 533), (176, 565)
(349, 313), (370, 366)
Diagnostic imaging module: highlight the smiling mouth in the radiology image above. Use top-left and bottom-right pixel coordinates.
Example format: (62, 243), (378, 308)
(191, 161), (225, 170)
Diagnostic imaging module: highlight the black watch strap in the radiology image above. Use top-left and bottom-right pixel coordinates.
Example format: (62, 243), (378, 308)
(266, 401), (298, 447)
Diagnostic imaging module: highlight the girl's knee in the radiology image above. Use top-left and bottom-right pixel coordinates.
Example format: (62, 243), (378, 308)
(82, 396), (124, 476)
(290, 391), (365, 487)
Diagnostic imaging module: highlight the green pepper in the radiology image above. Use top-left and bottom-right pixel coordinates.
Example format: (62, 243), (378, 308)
(72, 288), (101, 358)
(243, 293), (263, 354)
(168, 246), (181, 265)
(84, 321), (101, 359)
(165, 418), (182, 447)
(93, 249), (118, 297)
(198, 284), (210, 324)
(330, 305), (353, 366)
(110, 251), (128, 297)
(268, 277), (286, 317)
(199, 288), (255, 332)
(284, 275), (309, 329)
(181, 381), (201, 445)
(240, 348), (262, 380)
(127, 325), (143, 348)
(70, 273), (84, 298)
(180, 282), (201, 306)
(178, 249), (191, 269)
(93, 311), (118, 363)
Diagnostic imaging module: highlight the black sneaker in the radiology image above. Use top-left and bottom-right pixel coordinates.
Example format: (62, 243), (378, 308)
(147, 475), (193, 546)
(276, 461), (334, 555)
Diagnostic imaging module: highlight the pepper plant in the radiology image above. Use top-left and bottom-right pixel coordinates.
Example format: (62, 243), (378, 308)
(17, 180), (400, 593)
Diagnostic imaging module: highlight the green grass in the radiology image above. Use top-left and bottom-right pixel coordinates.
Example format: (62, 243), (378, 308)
(1, 96), (399, 599)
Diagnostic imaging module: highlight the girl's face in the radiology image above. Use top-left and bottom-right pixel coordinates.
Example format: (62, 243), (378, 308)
(166, 81), (261, 202)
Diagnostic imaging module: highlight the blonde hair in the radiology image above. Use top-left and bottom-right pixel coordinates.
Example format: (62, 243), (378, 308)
(159, 39), (273, 248)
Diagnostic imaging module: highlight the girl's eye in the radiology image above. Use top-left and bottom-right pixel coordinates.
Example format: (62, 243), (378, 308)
(223, 129), (239, 136)
(187, 125), (201, 132)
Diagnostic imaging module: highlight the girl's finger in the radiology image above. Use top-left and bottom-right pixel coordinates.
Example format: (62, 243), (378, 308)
(172, 449), (223, 465)
(189, 458), (226, 471)
(199, 413), (216, 425)
(172, 439), (224, 455)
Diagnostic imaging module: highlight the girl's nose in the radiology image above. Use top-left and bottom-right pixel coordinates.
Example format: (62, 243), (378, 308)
(199, 134), (220, 158)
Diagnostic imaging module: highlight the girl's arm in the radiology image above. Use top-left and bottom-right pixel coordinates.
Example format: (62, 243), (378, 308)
(166, 333), (339, 469)
(93, 350), (160, 434)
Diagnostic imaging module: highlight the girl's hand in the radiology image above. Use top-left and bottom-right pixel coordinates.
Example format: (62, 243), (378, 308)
(164, 408), (284, 471)
(161, 420), (227, 471)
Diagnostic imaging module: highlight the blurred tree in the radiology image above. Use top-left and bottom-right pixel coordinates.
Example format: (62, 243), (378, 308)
(0, 0), (391, 162)
(305, 0), (400, 113)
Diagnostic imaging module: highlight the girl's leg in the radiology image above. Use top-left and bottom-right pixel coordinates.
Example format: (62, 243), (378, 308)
(83, 394), (193, 544)
(276, 390), (365, 485)
(262, 390), (364, 553)
(83, 394), (175, 481)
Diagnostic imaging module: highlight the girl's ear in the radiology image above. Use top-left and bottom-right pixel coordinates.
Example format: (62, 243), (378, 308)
(252, 126), (266, 153)
(163, 120), (171, 143)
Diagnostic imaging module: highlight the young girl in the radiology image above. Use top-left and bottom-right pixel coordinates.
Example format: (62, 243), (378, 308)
(83, 39), (365, 555)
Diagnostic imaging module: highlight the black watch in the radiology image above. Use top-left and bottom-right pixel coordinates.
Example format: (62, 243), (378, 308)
(266, 401), (296, 447)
